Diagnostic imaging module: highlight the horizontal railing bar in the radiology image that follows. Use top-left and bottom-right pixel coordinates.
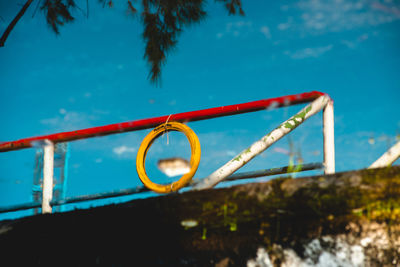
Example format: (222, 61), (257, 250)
(223, 162), (324, 181)
(54, 186), (149, 205)
(0, 91), (325, 152)
(0, 187), (149, 214)
(0, 202), (42, 214)
(0, 162), (323, 214)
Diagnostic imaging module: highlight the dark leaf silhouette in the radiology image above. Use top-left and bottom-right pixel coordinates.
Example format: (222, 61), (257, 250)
(127, 1), (137, 15)
(217, 0), (245, 15)
(141, 0), (206, 83)
(41, 0), (76, 34)
(1, 0), (244, 84)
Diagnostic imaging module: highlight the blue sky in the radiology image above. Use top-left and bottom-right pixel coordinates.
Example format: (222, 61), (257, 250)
(0, 0), (399, 220)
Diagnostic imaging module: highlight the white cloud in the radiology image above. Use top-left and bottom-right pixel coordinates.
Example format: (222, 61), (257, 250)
(40, 117), (60, 126)
(278, 23), (290, 30)
(157, 158), (190, 177)
(113, 145), (136, 156)
(285, 44), (333, 59)
(341, 40), (356, 49)
(84, 92), (92, 98)
(341, 33), (369, 49)
(40, 110), (95, 132)
(226, 150), (238, 157)
(227, 21), (252, 30)
(277, 17), (293, 31)
(260, 26), (271, 39)
(297, 0), (400, 34)
(217, 20), (253, 39)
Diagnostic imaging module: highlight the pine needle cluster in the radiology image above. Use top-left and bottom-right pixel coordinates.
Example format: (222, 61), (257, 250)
(39, 0), (244, 83)
(41, 0), (76, 34)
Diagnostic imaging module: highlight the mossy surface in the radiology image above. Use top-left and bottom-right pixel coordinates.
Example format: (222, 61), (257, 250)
(1, 166), (400, 266)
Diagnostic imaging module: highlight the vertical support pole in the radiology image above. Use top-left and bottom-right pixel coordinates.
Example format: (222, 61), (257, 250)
(323, 100), (335, 174)
(60, 143), (69, 212)
(42, 140), (54, 214)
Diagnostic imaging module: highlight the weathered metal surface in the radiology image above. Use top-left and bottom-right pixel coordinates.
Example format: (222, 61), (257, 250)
(0, 91), (325, 152)
(323, 99), (335, 174)
(42, 140), (54, 214)
(1, 166), (399, 266)
(220, 162), (324, 182)
(194, 95), (330, 190)
(369, 140), (400, 169)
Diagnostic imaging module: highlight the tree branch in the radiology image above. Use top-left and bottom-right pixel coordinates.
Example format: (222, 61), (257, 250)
(0, 0), (34, 47)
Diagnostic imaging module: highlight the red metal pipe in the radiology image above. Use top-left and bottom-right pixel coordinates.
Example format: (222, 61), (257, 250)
(0, 91), (326, 152)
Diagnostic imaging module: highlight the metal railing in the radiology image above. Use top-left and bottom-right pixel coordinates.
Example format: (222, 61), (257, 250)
(369, 140), (400, 169)
(0, 91), (335, 214)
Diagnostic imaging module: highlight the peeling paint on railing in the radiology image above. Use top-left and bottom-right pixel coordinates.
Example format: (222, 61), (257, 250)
(193, 95), (331, 190)
(369, 141), (400, 169)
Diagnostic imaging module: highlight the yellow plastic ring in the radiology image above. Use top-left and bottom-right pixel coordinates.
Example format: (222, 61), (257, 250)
(136, 122), (201, 193)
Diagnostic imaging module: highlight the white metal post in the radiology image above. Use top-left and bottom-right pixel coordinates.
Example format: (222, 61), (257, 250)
(323, 100), (335, 174)
(42, 140), (54, 214)
(193, 95), (330, 190)
(369, 140), (400, 169)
